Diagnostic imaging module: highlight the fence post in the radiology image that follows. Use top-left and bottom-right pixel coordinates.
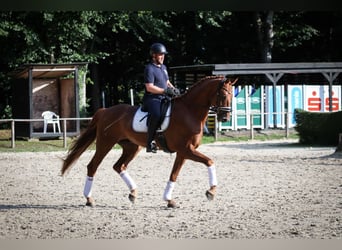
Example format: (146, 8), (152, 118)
(285, 111), (290, 138)
(11, 119), (15, 148)
(336, 133), (342, 153)
(63, 119), (67, 148)
(214, 114), (218, 141)
(250, 113), (254, 140)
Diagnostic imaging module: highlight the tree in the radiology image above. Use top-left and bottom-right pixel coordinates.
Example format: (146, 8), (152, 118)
(254, 11), (274, 63)
(1, 11), (342, 119)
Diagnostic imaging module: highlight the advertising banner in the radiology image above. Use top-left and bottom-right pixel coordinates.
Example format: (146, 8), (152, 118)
(304, 85), (341, 112)
(235, 86), (248, 128)
(266, 85), (285, 128)
(219, 85), (264, 130)
(250, 85), (263, 128)
(288, 85), (304, 127)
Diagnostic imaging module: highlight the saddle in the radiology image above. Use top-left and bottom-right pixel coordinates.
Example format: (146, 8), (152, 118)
(132, 100), (171, 133)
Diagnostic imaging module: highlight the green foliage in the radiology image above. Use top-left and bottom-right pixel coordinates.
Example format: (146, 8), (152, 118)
(0, 11), (341, 117)
(294, 109), (342, 145)
(274, 12), (319, 51)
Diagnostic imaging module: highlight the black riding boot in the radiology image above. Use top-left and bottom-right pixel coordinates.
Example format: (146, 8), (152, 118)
(146, 116), (159, 153)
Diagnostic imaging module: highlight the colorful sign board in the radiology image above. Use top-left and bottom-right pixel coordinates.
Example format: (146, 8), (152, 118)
(288, 85), (341, 127)
(219, 85), (264, 130)
(266, 85), (285, 128)
(210, 84), (341, 131)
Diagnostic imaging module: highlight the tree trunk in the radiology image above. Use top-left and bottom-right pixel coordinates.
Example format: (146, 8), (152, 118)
(254, 11), (274, 63)
(78, 64), (88, 117)
(89, 64), (101, 114)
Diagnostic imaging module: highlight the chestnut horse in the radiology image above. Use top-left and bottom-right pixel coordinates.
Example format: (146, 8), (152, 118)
(61, 75), (237, 208)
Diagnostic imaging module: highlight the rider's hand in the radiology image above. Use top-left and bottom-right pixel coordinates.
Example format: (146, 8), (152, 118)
(164, 87), (180, 97)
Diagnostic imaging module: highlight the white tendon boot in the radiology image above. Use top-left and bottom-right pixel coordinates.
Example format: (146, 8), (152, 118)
(83, 176), (93, 198)
(206, 165), (217, 201)
(163, 181), (175, 201)
(207, 165), (217, 187)
(84, 176), (94, 206)
(120, 171), (137, 190)
(120, 171), (137, 203)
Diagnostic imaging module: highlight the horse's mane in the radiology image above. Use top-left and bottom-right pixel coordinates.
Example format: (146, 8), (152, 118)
(175, 75), (225, 99)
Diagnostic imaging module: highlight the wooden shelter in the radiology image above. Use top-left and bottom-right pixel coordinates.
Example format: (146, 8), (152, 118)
(11, 63), (87, 139)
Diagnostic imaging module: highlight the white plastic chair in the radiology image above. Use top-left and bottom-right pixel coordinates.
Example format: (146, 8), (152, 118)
(42, 111), (61, 133)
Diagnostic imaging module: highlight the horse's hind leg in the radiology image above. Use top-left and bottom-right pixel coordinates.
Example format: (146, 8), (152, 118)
(84, 140), (117, 207)
(113, 140), (141, 203)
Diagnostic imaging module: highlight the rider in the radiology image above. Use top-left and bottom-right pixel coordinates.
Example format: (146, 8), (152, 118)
(143, 42), (179, 153)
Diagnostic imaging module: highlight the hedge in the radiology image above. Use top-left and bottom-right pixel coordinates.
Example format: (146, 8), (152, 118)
(294, 108), (342, 146)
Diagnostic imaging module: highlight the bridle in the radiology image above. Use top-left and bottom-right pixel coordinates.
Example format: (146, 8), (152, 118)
(209, 78), (233, 114)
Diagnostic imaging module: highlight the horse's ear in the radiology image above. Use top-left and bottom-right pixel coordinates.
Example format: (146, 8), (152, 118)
(226, 77), (238, 85)
(232, 77), (238, 85)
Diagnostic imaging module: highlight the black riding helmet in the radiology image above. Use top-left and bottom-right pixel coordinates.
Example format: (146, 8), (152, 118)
(150, 43), (168, 55)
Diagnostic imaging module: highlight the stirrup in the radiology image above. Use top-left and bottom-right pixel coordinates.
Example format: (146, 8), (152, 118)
(146, 141), (157, 153)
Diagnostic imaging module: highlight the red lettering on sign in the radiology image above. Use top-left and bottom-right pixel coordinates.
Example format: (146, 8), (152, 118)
(325, 97), (339, 111)
(308, 97), (321, 111)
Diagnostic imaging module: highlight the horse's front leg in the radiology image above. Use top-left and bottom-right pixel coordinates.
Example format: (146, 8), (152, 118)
(163, 154), (185, 208)
(182, 147), (218, 201)
(205, 165), (217, 200)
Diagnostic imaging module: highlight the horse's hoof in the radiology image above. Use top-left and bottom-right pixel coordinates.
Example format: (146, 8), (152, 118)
(128, 193), (136, 203)
(167, 200), (179, 208)
(85, 198), (95, 207)
(205, 190), (215, 201)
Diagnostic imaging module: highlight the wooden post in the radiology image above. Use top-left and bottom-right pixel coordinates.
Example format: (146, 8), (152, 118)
(214, 114), (218, 141)
(250, 113), (254, 140)
(11, 119), (15, 148)
(285, 111), (290, 138)
(336, 133), (342, 153)
(63, 119), (67, 148)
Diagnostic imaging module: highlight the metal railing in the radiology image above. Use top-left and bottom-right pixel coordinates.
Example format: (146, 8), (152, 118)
(208, 111), (295, 140)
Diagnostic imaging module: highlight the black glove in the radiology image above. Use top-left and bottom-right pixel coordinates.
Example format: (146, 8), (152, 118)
(164, 87), (180, 97)
(173, 88), (180, 96)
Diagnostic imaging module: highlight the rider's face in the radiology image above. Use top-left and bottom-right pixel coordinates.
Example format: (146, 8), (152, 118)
(152, 53), (165, 65)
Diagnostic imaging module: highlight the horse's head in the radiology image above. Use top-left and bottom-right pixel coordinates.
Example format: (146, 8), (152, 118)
(213, 76), (238, 122)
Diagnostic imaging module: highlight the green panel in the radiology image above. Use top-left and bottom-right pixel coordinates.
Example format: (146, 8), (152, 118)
(236, 87), (247, 126)
(250, 87), (262, 126)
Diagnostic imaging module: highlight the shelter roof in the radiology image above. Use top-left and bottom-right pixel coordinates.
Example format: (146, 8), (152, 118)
(11, 63), (88, 79)
(170, 62), (342, 75)
(170, 62), (342, 85)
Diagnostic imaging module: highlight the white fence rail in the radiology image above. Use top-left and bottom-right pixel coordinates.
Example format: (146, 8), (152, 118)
(0, 111), (298, 149)
(208, 111), (293, 140)
(0, 117), (92, 149)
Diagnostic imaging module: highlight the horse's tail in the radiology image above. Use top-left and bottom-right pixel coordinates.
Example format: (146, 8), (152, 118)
(61, 112), (99, 176)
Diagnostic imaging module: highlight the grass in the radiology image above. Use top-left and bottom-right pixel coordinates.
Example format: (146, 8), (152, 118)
(202, 129), (299, 144)
(0, 129), (299, 153)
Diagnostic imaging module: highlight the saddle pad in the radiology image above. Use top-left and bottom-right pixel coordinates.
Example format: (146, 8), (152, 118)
(132, 105), (171, 133)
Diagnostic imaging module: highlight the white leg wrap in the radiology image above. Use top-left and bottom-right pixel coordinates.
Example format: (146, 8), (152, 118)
(83, 176), (93, 198)
(120, 171), (137, 191)
(208, 165), (217, 187)
(163, 181), (175, 201)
